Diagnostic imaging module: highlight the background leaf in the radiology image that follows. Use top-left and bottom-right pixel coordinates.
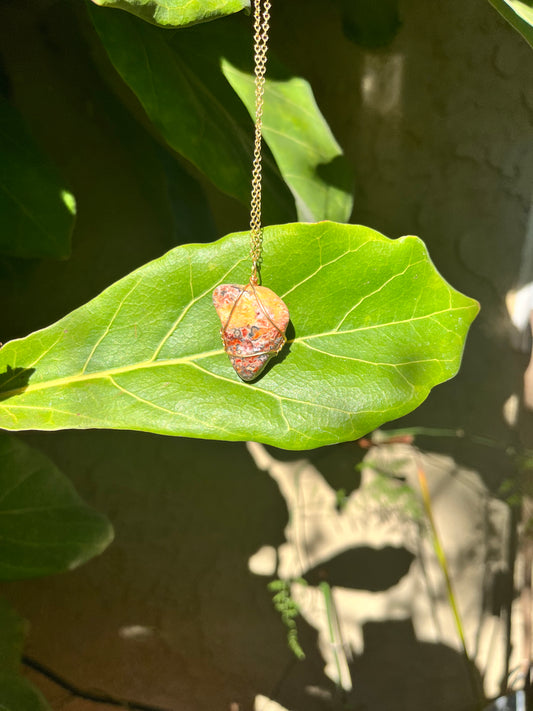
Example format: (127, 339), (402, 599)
(215, 20), (354, 222)
(0, 433), (113, 580)
(0, 675), (51, 711)
(340, 0), (401, 49)
(0, 97), (75, 259)
(88, 6), (353, 225)
(88, 6), (295, 225)
(0, 222), (478, 449)
(487, 0), (533, 47)
(222, 64), (353, 223)
(90, 0), (251, 28)
(0, 599), (51, 711)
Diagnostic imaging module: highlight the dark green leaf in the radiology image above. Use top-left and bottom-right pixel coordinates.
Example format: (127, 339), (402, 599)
(0, 97), (76, 260)
(487, 0), (533, 48)
(158, 149), (217, 246)
(0, 222), (478, 449)
(340, 0), (401, 49)
(0, 675), (51, 711)
(0, 592), (50, 710)
(90, 0), (251, 28)
(88, 6), (295, 225)
(0, 433), (113, 580)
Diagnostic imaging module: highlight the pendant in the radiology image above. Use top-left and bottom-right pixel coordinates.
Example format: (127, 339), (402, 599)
(213, 283), (289, 381)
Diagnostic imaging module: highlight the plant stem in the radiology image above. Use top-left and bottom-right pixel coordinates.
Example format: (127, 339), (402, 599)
(23, 656), (172, 711)
(416, 465), (484, 707)
(319, 581), (352, 692)
(416, 466), (469, 656)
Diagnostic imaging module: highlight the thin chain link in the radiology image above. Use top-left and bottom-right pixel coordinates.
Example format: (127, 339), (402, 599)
(249, 0), (271, 285)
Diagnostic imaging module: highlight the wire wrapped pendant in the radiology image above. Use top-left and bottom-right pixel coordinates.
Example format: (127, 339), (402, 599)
(213, 283), (289, 381)
(213, 0), (284, 382)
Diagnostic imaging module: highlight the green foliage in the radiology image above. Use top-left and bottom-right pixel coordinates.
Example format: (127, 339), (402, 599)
(341, 0), (401, 49)
(0, 675), (51, 711)
(221, 54), (353, 222)
(0, 0), (490, 704)
(90, 0), (251, 28)
(268, 579), (306, 660)
(88, 6), (353, 223)
(88, 5), (294, 224)
(0, 433), (113, 580)
(0, 96), (75, 259)
(0, 437), (112, 708)
(0, 599), (51, 711)
(0, 223), (478, 449)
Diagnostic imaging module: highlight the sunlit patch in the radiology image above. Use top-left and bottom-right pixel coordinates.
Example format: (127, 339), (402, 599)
(118, 624), (155, 640)
(248, 545), (277, 576)
(60, 189), (77, 216)
(506, 282), (533, 336)
(361, 53), (404, 116)
(254, 695), (291, 711)
(503, 393), (519, 427)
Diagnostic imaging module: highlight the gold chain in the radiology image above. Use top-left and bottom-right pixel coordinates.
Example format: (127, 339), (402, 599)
(249, 0), (271, 285)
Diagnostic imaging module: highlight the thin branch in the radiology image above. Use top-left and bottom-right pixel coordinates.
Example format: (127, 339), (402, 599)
(22, 656), (173, 711)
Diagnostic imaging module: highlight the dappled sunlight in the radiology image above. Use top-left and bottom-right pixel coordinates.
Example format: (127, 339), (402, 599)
(247, 441), (512, 701)
(248, 545), (277, 576)
(118, 624), (156, 640)
(254, 694), (291, 711)
(361, 53), (404, 117)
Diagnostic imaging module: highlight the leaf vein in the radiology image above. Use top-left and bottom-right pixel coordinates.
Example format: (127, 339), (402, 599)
(80, 277), (142, 374)
(335, 257), (426, 331)
(281, 242), (368, 299)
(108, 375), (235, 436)
(295, 304), (475, 342)
(149, 257), (247, 361)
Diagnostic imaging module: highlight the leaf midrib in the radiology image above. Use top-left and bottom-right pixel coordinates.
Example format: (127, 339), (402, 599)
(0, 303), (474, 401)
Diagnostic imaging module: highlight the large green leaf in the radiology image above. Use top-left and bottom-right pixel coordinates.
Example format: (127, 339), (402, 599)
(0, 222), (478, 449)
(0, 433), (113, 580)
(487, 0), (533, 48)
(90, 0), (251, 28)
(0, 97), (76, 259)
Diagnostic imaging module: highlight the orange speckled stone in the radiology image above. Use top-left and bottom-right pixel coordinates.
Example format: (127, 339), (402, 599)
(213, 283), (289, 381)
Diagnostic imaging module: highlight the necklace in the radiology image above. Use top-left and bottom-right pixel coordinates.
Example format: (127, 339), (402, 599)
(213, 0), (290, 382)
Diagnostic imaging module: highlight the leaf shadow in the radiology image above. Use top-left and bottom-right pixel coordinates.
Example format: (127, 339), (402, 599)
(303, 545), (415, 591)
(0, 365), (35, 401)
(254, 318), (295, 381)
(315, 153), (355, 201)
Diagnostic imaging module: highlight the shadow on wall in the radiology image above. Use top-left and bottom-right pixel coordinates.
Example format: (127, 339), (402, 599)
(263, 619), (481, 711)
(346, 618), (482, 711)
(247, 440), (509, 711)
